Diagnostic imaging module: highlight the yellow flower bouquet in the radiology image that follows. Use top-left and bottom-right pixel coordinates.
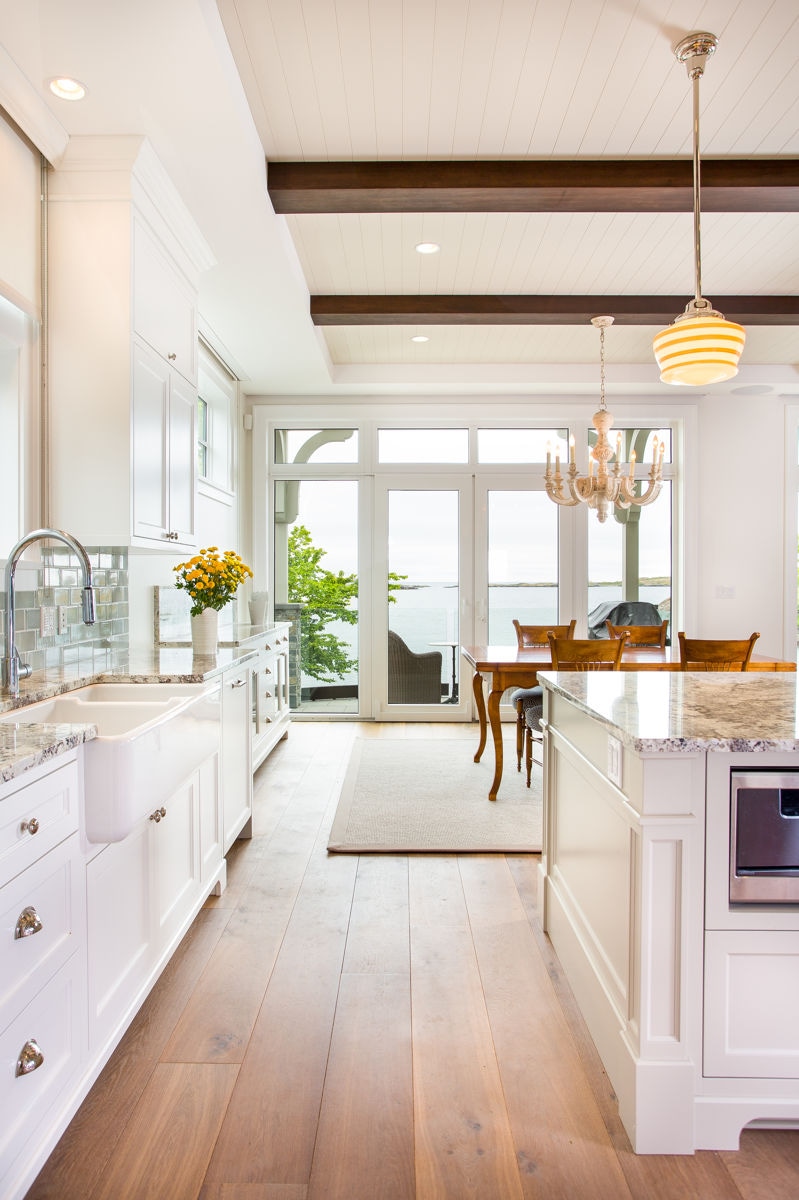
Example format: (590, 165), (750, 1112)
(173, 547), (253, 616)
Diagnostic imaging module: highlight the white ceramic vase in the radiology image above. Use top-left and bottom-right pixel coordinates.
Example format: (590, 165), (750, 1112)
(191, 608), (218, 655)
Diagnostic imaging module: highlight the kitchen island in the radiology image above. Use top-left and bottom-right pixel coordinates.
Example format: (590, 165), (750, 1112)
(538, 669), (799, 1154)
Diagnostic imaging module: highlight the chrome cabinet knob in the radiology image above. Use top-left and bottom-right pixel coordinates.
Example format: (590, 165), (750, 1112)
(20, 817), (39, 836)
(14, 906), (43, 939)
(231, 678), (246, 688)
(149, 806), (167, 822)
(16, 1039), (44, 1077)
(168, 352), (177, 361)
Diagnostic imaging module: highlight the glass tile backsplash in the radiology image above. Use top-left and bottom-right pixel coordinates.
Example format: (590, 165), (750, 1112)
(1, 545), (129, 674)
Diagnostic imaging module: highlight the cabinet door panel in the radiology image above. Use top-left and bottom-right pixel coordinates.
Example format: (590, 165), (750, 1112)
(704, 930), (799, 1078)
(132, 341), (169, 541)
(167, 371), (196, 545)
(155, 776), (199, 947)
(221, 668), (252, 852)
(87, 824), (151, 1049)
(199, 754), (223, 885)
(133, 221), (197, 383)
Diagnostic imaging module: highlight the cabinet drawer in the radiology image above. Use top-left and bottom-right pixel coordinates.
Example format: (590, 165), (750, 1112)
(0, 834), (84, 1031)
(0, 758), (79, 885)
(704, 929), (799, 1078)
(0, 952), (86, 1180)
(133, 221), (197, 383)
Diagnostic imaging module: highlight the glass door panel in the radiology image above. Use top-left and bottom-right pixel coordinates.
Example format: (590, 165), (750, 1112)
(587, 481), (672, 637)
(375, 479), (472, 718)
(273, 478), (359, 713)
(486, 490), (559, 644)
(387, 489), (457, 707)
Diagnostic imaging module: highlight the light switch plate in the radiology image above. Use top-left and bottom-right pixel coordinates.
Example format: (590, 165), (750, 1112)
(57, 605), (68, 635)
(607, 734), (623, 788)
(40, 606), (56, 637)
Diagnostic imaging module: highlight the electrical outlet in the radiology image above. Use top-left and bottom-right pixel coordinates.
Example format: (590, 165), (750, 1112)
(57, 605), (68, 635)
(40, 606), (56, 637)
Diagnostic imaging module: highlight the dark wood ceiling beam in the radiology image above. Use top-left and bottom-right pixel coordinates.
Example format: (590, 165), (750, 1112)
(269, 160), (799, 214)
(311, 295), (799, 326)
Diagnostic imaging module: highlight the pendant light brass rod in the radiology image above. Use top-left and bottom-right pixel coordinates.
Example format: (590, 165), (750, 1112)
(691, 69), (702, 305)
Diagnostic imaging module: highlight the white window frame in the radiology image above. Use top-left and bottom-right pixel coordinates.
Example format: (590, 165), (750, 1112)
(197, 338), (236, 502)
(254, 400), (685, 638)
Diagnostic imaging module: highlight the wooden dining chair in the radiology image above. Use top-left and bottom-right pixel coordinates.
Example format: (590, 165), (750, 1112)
(523, 632), (628, 786)
(677, 631), (760, 671)
(547, 632), (629, 670)
(513, 618), (576, 648)
(510, 620), (576, 775)
(606, 619), (668, 648)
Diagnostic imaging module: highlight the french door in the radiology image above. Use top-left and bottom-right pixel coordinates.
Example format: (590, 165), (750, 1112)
(372, 477), (473, 720)
(273, 470), (566, 720)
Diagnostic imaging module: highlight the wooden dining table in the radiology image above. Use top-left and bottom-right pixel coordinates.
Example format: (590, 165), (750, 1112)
(461, 643), (797, 801)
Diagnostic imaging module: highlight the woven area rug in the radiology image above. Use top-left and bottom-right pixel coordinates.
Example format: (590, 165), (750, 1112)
(328, 733), (542, 854)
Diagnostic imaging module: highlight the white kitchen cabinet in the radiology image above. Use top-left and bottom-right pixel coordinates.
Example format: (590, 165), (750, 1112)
(704, 929), (799, 1079)
(86, 752), (220, 1053)
(132, 216), (197, 382)
(47, 136), (214, 549)
(154, 774), (199, 947)
(0, 756), (87, 1200)
(252, 624), (291, 772)
(198, 754), (223, 887)
(86, 820), (151, 1051)
(131, 340), (196, 545)
(0, 952), (87, 1200)
(221, 661), (253, 853)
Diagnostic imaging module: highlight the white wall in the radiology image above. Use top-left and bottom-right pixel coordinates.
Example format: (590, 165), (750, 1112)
(696, 392), (787, 658)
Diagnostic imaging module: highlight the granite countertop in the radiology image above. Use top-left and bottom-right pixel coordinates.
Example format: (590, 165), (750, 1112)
(538, 670), (799, 754)
(0, 626), (278, 784)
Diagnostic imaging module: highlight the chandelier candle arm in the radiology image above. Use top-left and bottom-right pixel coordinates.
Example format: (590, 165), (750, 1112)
(545, 315), (663, 523)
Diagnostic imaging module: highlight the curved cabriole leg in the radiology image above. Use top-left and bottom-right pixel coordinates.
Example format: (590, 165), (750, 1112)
(487, 687), (503, 801)
(472, 670), (487, 762)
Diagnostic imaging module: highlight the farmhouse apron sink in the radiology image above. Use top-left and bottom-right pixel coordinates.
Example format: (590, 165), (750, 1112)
(0, 682), (220, 842)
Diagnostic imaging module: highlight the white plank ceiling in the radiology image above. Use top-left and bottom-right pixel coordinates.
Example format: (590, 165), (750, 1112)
(218, 0), (799, 375)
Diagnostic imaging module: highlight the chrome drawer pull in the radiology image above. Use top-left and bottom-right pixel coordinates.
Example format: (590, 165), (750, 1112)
(16, 1039), (44, 1077)
(149, 806), (167, 823)
(20, 817), (40, 836)
(14, 906), (43, 939)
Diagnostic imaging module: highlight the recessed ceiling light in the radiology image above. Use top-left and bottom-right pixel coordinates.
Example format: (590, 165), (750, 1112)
(415, 242), (440, 255)
(410, 335), (430, 343)
(48, 77), (88, 101)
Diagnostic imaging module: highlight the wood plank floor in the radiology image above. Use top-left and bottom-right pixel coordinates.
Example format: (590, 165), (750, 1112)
(28, 722), (799, 1200)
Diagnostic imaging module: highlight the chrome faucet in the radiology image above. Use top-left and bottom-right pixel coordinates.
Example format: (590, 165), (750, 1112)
(2, 528), (96, 696)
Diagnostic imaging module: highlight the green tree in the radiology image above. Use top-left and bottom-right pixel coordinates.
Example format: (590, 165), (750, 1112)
(287, 525), (408, 684)
(288, 524), (359, 682)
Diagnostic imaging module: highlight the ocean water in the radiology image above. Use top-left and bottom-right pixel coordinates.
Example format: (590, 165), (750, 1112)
(300, 582), (670, 689)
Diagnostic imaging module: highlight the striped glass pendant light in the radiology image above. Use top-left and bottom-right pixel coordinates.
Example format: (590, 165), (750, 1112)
(653, 33), (745, 386)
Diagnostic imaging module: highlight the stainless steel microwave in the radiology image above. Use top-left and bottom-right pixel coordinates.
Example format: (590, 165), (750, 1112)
(730, 770), (799, 904)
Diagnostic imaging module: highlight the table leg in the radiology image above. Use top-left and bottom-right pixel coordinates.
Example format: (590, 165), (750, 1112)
(472, 670), (487, 762)
(487, 686), (503, 801)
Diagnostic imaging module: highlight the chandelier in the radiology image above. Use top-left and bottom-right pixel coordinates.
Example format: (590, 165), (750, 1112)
(545, 316), (664, 524)
(652, 32), (745, 385)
